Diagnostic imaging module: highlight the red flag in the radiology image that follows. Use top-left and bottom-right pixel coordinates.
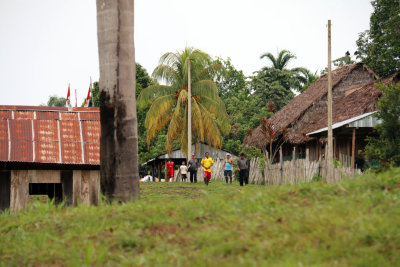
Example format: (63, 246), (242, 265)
(66, 84), (71, 107)
(84, 84), (91, 107)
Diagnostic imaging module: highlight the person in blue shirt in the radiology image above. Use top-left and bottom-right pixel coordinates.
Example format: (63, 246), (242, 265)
(223, 154), (234, 184)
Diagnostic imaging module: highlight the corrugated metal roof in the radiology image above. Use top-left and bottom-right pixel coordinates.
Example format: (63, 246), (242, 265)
(307, 111), (379, 136)
(0, 106), (100, 165)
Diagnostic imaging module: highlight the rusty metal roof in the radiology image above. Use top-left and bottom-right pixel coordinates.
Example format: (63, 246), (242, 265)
(0, 106), (100, 165)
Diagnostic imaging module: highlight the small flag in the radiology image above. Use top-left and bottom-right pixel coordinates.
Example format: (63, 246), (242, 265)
(84, 83), (91, 107)
(66, 84), (71, 107)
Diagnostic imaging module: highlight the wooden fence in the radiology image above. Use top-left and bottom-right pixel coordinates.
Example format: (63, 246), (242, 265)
(173, 150), (360, 185)
(248, 150), (361, 185)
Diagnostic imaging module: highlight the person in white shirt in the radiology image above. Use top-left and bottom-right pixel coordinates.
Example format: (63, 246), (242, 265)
(141, 172), (153, 182)
(180, 161), (188, 182)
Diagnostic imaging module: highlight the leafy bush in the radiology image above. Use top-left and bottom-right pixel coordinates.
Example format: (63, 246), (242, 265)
(365, 82), (400, 170)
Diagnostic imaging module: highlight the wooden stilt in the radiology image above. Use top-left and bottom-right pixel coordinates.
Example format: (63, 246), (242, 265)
(279, 147), (283, 184)
(351, 128), (356, 170)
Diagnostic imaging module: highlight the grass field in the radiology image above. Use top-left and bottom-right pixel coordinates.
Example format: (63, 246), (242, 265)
(1, 169), (400, 266)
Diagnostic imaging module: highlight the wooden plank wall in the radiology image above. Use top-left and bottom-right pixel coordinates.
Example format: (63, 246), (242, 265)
(8, 169), (100, 212)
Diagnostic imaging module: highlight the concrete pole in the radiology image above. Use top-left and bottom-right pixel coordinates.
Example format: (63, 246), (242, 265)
(327, 20), (334, 182)
(187, 59), (192, 162)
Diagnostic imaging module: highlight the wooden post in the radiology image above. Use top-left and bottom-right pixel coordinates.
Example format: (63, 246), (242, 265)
(279, 147), (283, 184)
(306, 148), (310, 182)
(90, 76), (94, 107)
(327, 19), (334, 182)
(73, 170), (82, 205)
(292, 147), (296, 184)
(80, 171), (90, 205)
(75, 89), (78, 107)
(10, 170), (29, 212)
(351, 128), (356, 170)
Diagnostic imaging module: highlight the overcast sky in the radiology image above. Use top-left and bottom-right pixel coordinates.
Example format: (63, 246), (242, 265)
(0, 0), (373, 106)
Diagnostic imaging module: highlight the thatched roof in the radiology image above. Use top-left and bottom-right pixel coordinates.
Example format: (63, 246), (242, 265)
(244, 63), (378, 149)
(304, 73), (400, 137)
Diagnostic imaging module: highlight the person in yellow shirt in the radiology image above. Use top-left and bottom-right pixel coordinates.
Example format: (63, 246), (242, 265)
(201, 152), (214, 186)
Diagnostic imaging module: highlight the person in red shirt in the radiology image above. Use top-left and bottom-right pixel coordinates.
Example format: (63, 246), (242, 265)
(165, 160), (175, 182)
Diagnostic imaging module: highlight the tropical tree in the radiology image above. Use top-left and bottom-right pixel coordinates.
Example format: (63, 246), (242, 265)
(365, 82), (400, 170)
(43, 95), (66, 107)
(356, 0), (400, 77)
(292, 68), (319, 93)
(259, 49), (317, 93)
(138, 47), (230, 156)
(260, 49), (296, 70)
(96, 0), (139, 201)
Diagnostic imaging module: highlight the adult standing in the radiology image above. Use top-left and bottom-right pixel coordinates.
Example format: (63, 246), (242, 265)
(223, 154), (234, 184)
(201, 152), (214, 186)
(237, 153), (249, 186)
(165, 159), (175, 182)
(180, 161), (188, 182)
(188, 154), (199, 183)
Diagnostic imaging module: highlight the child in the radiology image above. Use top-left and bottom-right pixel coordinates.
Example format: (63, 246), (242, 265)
(180, 161), (188, 182)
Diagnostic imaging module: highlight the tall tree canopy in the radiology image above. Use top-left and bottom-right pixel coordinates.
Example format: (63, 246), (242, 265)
(45, 95), (66, 107)
(356, 0), (400, 77)
(214, 58), (273, 155)
(138, 47), (230, 156)
(257, 49), (317, 95)
(260, 49), (296, 70)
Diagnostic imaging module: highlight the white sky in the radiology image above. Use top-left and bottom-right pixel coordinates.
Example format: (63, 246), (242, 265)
(0, 0), (373, 106)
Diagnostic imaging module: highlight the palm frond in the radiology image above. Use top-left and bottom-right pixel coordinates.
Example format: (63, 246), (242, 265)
(197, 102), (223, 149)
(137, 85), (176, 109)
(152, 64), (180, 85)
(192, 80), (218, 100)
(166, 90), (187, 153)
(260, 52), (277, 68)
(198, 63), (224, 80)
(191, 99), (204, 143)
(145, 94), (176, 144)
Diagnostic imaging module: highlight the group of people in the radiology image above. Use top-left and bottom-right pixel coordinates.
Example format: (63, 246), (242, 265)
(165, 152), (249, 186)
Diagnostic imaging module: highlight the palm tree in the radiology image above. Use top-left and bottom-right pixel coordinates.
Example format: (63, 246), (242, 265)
(260, 49), (296, 70)
(260, 49), (317, 93)
(96, 0), (139, 201)
(138, 47), (230, 156)
(292, 68), (318, 92)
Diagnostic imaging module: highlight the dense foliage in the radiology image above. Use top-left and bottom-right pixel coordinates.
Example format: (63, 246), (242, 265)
(214, 58), (272, 155)
(365, 82), (400, 169)
(356, 0), (400, 77)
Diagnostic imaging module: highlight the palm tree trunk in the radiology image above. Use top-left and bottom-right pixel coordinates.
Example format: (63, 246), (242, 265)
(96, 0), (139, 201)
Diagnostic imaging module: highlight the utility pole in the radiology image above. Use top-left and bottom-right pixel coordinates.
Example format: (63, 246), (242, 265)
(187, 58), (192, 162)
(75, 89), (78, 107)
(327, 20), (334, 182)
(90, 76), (94, 107)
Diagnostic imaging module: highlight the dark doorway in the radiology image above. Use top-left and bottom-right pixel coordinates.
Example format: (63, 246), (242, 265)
(61, 170), (73, 206)
(0, 171), (11, 211)
(29, 183), (63, 204)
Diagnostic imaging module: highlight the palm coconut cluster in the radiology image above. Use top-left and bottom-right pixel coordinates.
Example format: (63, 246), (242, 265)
(138, 47), (230, 156)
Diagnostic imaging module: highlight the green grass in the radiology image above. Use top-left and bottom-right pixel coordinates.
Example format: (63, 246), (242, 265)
(1, 170), (400, 266)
